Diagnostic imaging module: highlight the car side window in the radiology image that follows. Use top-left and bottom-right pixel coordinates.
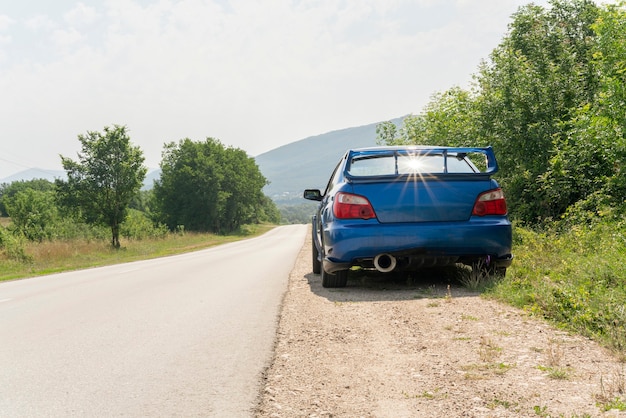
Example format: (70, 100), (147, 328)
(323, 158), (344, 196)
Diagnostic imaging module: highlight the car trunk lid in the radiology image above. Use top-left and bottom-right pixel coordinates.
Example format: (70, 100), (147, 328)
(344, 147), (500, 223)
(351, 178), (493, 223)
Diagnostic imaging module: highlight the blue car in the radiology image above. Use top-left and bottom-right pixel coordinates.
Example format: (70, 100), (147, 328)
(303, 146), (513, 288)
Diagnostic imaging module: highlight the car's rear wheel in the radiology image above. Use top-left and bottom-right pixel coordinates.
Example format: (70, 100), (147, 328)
(312, 237), (321, 274)
(321, 269), (348, 288)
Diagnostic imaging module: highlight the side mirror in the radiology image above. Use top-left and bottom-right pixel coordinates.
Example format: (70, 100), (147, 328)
(303, 189), (323, 201)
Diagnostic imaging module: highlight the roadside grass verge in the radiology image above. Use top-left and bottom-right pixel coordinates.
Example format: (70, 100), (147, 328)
(0, 224), (275, 282)
(486, 222), (626, 359)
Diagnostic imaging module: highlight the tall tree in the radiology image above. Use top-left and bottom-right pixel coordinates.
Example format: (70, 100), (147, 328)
(154, 138), (274, 233)
(540, 1), (626, 222)
(0, 179), (55, 217)
(475, 0), (600, 222)
(377, 0), (605, 224)
(154, 138), (225, 232)
(56, 125), (147, 248)
(377, 87), (480, 147)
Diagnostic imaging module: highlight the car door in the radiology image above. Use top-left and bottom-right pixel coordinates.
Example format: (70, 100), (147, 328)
(315, 156), (345, 252)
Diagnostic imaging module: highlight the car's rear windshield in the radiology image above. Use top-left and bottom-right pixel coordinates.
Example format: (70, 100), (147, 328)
(347, 152), (478, 177)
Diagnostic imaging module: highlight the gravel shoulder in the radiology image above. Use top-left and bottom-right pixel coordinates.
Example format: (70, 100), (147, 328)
(256, 230), (625, 417)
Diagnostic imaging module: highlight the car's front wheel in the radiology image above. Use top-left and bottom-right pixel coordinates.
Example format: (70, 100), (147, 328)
(321, 269), (348, 288)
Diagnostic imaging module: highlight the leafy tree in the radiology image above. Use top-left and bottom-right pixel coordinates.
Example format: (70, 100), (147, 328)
(154, 138), (225, 232)
(418, 87), (482, 147)
(56, 125), (147, 248)
(376, 117), (409, 145)
(475, 0), (600, 222)
(154, 138), (276, 233)
(4, 189), (58, 241)
(591, 1), (626, 207)
(377, 88), (481, 147)
(541, 2), (626, 224)
(592, 1), (626, 129)
(379, 0), (604, 224)
(257, 194), (282, 225)
(0, 179), (55, 217)
(129, 189), (158, 222)
(121, 208), (168, 240)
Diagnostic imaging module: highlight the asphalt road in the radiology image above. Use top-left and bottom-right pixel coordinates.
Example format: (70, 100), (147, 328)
(0, 224), (307, 417)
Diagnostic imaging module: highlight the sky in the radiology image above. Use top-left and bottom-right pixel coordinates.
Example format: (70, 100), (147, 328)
(0, 0), (560, 179)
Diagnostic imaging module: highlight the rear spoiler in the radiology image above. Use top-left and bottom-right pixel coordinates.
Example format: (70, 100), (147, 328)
(440, 146), (499, 174)
(344, 146), (499, 180)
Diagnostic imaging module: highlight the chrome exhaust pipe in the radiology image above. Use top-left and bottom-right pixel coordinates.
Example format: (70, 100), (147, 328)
(373, 253), (397, 273)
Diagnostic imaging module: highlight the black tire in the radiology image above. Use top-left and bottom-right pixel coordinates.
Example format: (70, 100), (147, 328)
(321, 269), (348, 288)
(312, 238), (321, 274)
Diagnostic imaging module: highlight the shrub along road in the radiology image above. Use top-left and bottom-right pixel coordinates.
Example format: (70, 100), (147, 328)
(257, 231), (626, 417)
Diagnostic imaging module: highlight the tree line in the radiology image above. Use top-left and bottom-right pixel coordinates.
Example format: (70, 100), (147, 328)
(0, 125), (280, 252)
(377, 0), (626, 228)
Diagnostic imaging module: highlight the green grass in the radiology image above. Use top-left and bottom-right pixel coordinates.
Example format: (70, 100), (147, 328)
(0, 224), (275, 282)
(486, 222), (626, 357)
(474, 220), (626, 413)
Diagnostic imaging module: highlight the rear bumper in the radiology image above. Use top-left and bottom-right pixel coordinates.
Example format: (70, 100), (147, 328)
(322, 217), (512, 273)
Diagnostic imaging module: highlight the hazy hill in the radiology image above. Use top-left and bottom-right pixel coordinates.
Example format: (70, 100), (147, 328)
(0, 168), (66, 184)
(256, 117), (403, 202)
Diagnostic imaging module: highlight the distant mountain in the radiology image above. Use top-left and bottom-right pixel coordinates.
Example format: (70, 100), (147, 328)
(142, 169), (161, 190)
(255, 117), (404, 202)
(0, 168), (66, 184)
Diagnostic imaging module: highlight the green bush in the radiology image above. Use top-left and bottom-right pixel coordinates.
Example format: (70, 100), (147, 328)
(0, 226), (31, 263)
(48, 217), (110, 241)
(3, 189), (58, 242)
(121, 209), (168, 240)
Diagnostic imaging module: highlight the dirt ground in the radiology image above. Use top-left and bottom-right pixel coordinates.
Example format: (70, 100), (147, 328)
(255, 231), (626, 418)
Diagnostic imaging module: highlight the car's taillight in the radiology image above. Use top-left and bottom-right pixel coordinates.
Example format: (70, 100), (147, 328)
(333, 192), (376, 220)
(472, 188), (508, 216)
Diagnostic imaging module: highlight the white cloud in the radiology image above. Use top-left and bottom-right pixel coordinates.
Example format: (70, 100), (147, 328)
(24, 14), (57, 31)
(0, 14), (14, 31)
(0, 15), (12, 48)
(0, 0), (555, 178)
(52, 27), (84, 49)
(64, 2), (99, 26)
